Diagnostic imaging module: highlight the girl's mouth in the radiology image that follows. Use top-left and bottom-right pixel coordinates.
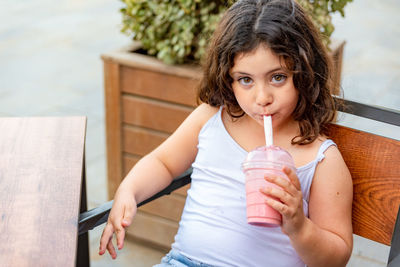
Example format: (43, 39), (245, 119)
(261, 113), (273, 119)
(256, 113), (273, 122)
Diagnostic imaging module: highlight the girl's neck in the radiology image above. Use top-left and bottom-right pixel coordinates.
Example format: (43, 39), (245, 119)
(243, 114), (299, 148)
(223, 111), (300, 152)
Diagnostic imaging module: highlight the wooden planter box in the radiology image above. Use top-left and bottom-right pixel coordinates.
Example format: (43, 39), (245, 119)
(101, 40), (344, 250)
(101, 43), (200, 249)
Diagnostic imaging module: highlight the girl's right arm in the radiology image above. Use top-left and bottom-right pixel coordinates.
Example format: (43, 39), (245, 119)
(98, 103), (218, 259)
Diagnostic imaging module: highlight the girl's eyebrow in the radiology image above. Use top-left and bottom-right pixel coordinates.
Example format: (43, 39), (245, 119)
(231, 67), (285, 76)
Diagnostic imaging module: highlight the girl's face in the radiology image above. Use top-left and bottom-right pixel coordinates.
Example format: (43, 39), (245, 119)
(230, 44), (299, 132)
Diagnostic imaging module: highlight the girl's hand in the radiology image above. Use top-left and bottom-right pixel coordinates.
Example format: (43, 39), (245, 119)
(98, 189), (137, 259)
(260, 166), (306, 236)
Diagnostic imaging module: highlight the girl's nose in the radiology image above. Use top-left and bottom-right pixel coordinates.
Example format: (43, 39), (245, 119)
(255, 86), (272, 106)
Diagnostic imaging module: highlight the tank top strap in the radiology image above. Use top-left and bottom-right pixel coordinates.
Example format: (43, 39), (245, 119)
(217, 106), (223, 117)
(316, 139), (336, 163)
(297, 139), (337, 203)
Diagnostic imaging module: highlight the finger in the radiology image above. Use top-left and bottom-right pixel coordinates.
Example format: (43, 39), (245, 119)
(264, 174), (297, 197)
(99, 224), (114, 255)
(260, 185), (291, 204)
(107, 238), (118, 259)
(264, 196), (289, 215)
(264, 174), (289, 189)
(283, 166), (301, 190)
(115, 226), (126, 250)
(108, 214), (123, 239)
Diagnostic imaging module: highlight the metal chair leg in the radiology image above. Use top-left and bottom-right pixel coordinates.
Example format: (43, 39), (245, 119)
(387, 205), (400, 267)
(77, 157), (90, 267)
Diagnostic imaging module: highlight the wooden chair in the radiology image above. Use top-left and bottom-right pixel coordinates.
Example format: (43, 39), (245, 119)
(78, 97), (400, 266)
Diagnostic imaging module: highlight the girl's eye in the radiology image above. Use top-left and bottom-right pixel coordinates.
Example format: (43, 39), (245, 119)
(238, 77), (253, 86)
(271, 74), (287, 84)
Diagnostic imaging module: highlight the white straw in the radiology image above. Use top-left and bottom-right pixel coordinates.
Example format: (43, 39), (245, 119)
(264, 115), (273, 146)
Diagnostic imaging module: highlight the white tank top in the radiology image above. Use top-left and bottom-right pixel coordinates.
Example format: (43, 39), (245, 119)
(171, 107), (335, 267)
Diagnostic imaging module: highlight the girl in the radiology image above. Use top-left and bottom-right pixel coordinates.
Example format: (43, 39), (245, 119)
(99, 0), (353, 266)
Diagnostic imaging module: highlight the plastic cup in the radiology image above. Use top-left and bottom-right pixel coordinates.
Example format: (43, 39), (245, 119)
(242, 145), (296, 227)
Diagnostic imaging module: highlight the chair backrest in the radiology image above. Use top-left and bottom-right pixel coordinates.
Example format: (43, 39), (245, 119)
(327, 123), (400, 246)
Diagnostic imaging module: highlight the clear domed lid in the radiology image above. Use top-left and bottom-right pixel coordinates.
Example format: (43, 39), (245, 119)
(242, 145), (295, 170)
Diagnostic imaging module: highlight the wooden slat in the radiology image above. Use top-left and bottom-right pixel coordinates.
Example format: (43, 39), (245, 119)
(122, 126), (168, 156)
(121, 66), (198, 107)
(0, 117), (86, 267)
(138, 194), (186, 222)
(126, 211), (178, 250)
(103, 60), (123, 199)
(122, 95), (193, 133)
(328, 123), (400, 245)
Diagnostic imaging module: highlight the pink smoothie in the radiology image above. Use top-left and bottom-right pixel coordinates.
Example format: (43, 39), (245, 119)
(242, 145), (295, 227)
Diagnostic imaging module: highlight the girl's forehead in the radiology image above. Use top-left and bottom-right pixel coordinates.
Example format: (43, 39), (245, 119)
(232, 45), (288, 71)
(236, 43), (271, 58)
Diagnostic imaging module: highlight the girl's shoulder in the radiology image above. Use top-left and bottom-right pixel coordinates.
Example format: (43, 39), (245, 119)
(310, 136), (343, 161)
(189, 103), (220, 130)
(196, 103), (220, 116)
(311, 135), (349, 178)
(289, 136), (326, 167)
(315, 135), (342, 159)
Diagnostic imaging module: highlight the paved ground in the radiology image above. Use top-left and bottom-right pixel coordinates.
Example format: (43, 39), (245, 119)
(0, 0), (399, 266)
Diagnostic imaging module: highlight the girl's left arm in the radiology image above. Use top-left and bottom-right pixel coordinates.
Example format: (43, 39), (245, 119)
(262, 145), (353, 267)
(293, 145), (353, 266)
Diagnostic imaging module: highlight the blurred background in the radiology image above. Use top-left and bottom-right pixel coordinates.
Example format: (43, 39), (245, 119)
(0, 0), (399, 266)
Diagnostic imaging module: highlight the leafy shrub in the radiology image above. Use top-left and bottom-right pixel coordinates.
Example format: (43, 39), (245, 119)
(120, 0), (353, 64)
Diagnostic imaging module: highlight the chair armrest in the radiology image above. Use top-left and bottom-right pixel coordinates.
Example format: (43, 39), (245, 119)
(388, 205), (400, 267)
(78, 168), (192, 235)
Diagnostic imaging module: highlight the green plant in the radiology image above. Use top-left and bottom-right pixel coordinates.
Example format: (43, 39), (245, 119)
(120, 0), (353, 64)
(297, 0), (353, 44)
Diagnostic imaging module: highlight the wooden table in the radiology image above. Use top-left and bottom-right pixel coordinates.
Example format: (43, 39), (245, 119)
(0, 117), (89, 267)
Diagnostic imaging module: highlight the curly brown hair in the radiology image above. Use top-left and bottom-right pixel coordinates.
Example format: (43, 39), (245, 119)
(197, 0), (336, 145)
